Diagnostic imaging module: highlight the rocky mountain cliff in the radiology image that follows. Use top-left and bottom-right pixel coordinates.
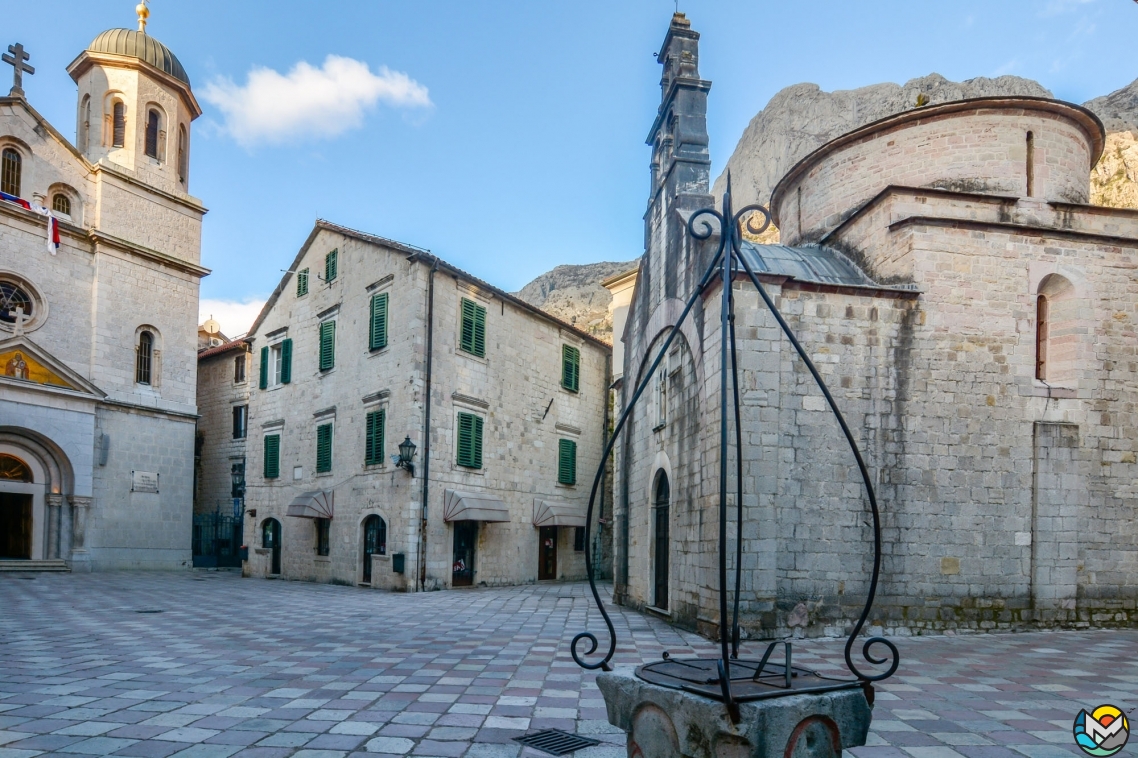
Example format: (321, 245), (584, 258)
(713, 74), (1138, 241)
(515, 260), (638, 344)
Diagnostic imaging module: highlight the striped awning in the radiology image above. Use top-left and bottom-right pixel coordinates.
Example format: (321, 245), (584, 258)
(532, 499), (586, 528)
(443, 489), (510, 523)
(286, 490), (334, 519)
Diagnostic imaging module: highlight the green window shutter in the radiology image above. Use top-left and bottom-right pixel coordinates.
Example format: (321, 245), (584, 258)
(370, 293), (389, 350)
(264, 434), (280, 479)
(365, 409), (385, 465)
(325, 249), (338, 282)
(297, 268), (309, 297)
(460, 298), (487, 357)
(558, 439), (577, 485)
(316, 423), (333, 473)
(280, 338), (293, 384)
(456, 412), (484, 469)
(319, 321), (336, 371)
(259, 346), (268, 389)
(562, 345), (580, 393)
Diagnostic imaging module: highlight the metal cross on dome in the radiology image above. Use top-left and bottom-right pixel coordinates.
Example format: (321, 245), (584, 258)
(3, 43), (35, 98)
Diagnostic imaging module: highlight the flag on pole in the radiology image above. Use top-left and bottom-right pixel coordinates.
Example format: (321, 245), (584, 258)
(1, 190), (60, 254)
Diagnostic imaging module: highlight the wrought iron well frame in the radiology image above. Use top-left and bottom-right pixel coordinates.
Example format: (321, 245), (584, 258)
(571, 176), (899, 722)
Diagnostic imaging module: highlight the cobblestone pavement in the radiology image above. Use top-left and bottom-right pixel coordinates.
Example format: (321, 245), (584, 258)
(1, 572), (1135, 758)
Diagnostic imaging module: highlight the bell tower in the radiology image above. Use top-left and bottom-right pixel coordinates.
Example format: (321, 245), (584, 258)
(66, 2), (201, 194)
(644, 13), (712, 305)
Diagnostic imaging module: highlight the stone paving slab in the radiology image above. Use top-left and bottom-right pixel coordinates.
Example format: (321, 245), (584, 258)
(2, 572), (1136, 757)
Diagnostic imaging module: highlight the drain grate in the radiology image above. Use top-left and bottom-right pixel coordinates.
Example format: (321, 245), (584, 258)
(134, 609), (164, 614)
(513, 729), (600, 755)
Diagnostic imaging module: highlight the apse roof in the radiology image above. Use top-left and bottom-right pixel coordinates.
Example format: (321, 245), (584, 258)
(737, 242), (879, 288)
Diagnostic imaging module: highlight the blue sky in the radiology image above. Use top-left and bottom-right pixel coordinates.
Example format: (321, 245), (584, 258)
(6, 0), (1136, 335)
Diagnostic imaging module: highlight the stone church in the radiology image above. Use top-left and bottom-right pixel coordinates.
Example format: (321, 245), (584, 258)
(613, 14), (1138, 636)
(0, 8), (205, 569)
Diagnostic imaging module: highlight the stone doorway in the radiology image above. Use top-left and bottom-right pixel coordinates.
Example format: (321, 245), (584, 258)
(0, 492), (32, 559)
(362, 514), (386, 583)
(653, 471), (670, 610)
(452, 521), (477, 587)
(261, 518), (281, 575)
(539, 525), (558, 580)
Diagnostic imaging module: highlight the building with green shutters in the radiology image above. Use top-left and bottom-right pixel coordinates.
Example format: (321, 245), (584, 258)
(236, 220), (611, 590)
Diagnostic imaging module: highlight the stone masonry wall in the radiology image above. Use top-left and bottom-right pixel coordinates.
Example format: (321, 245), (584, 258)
(195, 346), (251, 516)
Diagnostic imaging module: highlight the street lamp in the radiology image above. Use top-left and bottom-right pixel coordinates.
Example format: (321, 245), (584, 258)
(392, 436), (416, 476)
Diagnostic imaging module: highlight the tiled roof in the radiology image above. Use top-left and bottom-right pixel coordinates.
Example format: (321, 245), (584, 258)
(197, 339), (249, 361)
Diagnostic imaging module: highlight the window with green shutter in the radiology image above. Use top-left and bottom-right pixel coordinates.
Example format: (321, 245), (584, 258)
(316, 423), (333, 473)
(558, 438), (577, 485)
(456, 412), (483, 469)
(562, 344), (580, 393)
(365, 409), (385, 465)
(319, 321), (335, 371)
(459, 298), (486, 357)
(280, 338), (293, 384)
(296, 268), (309, 297)
(259, 346), (269, 389)
(369, 293), (389, 351)
(325, 249), (338, 282)
(263, 434), (280, 479)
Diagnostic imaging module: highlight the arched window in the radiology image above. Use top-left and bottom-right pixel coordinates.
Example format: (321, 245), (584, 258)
(52, 194), (72, 216)
(1035, 274), (1078, 386)
(145, 110), (160, 159)
(653, 471), (670, 611)
(136, 330), (154, 385)
(112, 102), (126, 148)
(177, 125), (188, 184)
(79, 95), (91, 153)
(1, 148), (21, 196)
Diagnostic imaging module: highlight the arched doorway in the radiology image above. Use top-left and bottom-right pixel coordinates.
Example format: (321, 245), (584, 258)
(0, 453), (34, 559)
(653, 471), (670, 610)
(362, 514), (386, 583)
(261, 518), (281, 575)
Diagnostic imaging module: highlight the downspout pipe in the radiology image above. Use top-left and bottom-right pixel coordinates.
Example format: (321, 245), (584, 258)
(418, 257), (439, 592)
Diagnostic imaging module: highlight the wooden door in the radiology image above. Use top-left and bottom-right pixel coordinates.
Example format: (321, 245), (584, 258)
(538, 526), (558, 580)
(363, 515), (385, 583)
(452, 521), (476, 587)
(0, 493), (32, 559)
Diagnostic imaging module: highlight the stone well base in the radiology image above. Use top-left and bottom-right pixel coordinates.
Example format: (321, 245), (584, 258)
(596, 667), (872, 758)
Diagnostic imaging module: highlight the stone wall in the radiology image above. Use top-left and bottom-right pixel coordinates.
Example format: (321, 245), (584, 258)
(195, 344), (251, 516)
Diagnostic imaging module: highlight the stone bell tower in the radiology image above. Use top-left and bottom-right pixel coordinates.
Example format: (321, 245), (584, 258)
(644, 13), (713, 307)
(66, 1), (202, 195)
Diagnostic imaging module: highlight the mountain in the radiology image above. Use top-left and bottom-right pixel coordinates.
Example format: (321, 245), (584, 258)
(515, 260), (638, 344)
(712, 74), (1138, 241)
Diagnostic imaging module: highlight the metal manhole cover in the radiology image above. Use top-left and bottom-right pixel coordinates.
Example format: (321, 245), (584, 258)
(513, 729), (600, 755)
(134, 609), (164, 614)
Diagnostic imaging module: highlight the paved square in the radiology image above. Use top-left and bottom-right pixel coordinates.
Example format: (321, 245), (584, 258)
(2, 572), (1135, 757)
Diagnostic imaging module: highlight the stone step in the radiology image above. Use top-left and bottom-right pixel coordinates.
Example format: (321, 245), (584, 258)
(0, 560), (71, 572)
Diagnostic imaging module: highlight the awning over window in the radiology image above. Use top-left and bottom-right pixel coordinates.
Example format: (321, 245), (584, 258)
(533, 499), (586, 528)
(286, 490), (334, 519)
(443, 489), (510, 523)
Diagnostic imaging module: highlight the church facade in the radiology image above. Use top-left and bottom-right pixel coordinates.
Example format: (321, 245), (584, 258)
(0, 14), (206, 569)
(614, 14), (1138, 636)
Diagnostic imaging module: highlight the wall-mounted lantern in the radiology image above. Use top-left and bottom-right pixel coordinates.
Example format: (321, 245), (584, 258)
(392, 436), (416, 476)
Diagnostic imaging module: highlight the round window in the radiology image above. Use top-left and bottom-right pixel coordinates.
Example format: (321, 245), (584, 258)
(0, 280), (33, 324)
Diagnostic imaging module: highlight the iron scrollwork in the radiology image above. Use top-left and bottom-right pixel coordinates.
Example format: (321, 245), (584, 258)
(571, 175), (898, 715)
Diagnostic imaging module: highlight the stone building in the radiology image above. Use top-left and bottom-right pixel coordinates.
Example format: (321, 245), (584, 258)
(0, 10), (205, 570)
(241, 220), (610, 590)
(194, 337), (251, 517)
(614, 14), (1138, 636)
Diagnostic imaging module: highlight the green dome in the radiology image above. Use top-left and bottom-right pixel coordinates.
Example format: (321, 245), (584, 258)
(87, 28), (189, 86)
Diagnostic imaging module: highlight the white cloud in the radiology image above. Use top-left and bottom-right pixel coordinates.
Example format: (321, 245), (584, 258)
(199, 298), (267, 339)
(1039, 0), (1094, 17)
(201, 55), (431, 146)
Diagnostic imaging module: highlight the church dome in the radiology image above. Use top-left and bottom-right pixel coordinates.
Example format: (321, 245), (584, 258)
(86, 29), (189, 86)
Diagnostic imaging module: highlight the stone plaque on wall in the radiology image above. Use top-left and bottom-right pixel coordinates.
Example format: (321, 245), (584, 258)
(131, 471), (159, 494)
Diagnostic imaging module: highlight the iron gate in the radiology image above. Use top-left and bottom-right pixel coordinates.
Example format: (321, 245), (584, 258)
(192, 513), (243, 568)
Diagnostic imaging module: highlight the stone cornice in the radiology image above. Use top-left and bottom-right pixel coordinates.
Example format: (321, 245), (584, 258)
(66, 51), (203, 119)
(89, 229), (210, 278)
(888, 215), (1138, 248)
(94, 163), (207, 215)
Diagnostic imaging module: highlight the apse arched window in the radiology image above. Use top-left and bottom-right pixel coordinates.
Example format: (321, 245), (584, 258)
(1, 148), (22, 197)
(1035, 294), (1049, 380)
(112, 101), (126, 148)
(136, 330), (154, 385)
(0, 454), (32, 482)
(145, 110), (160, 159)
(177, 126), (188, 184)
